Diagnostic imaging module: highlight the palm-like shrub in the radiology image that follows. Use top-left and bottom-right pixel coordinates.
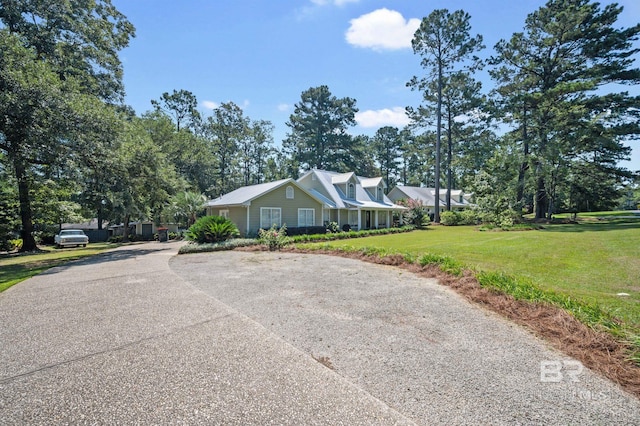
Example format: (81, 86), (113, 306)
(185, 215), (239, 244)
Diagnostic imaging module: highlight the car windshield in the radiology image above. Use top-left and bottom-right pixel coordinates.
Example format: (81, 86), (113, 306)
(61, 230), (85, 235)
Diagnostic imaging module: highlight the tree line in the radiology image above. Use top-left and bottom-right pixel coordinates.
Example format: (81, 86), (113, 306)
(1, 0), (639, 251)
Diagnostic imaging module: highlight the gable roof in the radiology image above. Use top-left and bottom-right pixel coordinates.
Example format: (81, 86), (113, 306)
(359, 176), (386, 189)
(206, 179), (327, 208)
(330, 172), (355, 185)
(298, 169), (405, 210)
(390, 186), (471, 208)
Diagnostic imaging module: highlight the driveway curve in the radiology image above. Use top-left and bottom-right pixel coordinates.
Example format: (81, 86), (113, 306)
(171, 250), (640, 425)
(0, 242), (638, 424)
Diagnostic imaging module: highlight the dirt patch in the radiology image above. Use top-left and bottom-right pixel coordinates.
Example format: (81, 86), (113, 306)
(258, 246), (640, 399)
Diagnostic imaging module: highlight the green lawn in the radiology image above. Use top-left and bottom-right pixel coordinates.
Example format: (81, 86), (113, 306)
(0, 243), (119, 292)
(313, 219), (640, 331)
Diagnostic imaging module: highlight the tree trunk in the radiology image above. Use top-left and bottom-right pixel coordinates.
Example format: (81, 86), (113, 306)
(516, 103), (529, 207)
(534, 172), (548, 220)
(97, 205), (103, 230)
(434, 62), (443, 223)
(122, 214), (130, 243)
(14, 159), (38, 252)
(446, 107), (452, 211)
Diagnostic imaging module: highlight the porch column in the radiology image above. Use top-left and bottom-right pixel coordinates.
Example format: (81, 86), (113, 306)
(357, 208), (361, 230)
(375, 210), (379, 229)
(386, 211), (390, 228)
(246, 205), (250, 236)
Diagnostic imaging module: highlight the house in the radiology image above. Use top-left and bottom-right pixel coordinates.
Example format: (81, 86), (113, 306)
(206, 178), (326, 236)
(296, 170), (405, 231)
(205, 171), (405, 236)
(387, 186), (474, 219)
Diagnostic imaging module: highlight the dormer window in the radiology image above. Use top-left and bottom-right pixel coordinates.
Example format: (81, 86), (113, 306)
(347, 183), (355, 199)
(286, 186), (294, 199)
(377, 185), (383, 201)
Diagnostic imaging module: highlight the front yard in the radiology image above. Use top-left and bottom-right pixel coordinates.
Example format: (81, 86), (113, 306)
(307, 219), (640, 332)
(0, 243), (119, 292)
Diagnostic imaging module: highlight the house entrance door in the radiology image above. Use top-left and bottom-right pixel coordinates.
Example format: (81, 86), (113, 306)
(365, 211), (371, 229)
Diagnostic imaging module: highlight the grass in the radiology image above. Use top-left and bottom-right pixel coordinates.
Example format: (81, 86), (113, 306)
(303, 217), (640, 334)
(0, 242), (119, 292)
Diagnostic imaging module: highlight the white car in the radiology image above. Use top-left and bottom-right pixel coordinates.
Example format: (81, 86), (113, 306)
(54, 229), (89, 248)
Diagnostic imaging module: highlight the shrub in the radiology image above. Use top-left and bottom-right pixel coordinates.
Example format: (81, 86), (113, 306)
(290, 225), (415, 243)
(440, 210), (479, 226)
(458, 209), (480, 225)
(178, 238), (258, 254)
(284, 226), (327, 236)
(185, 215), (240, 244)
(168, 231), (183, 240)
(397, 198), (430, 228)
(258, 223), (292, 251)
(326, 221), (340, 233)
(440, 211), (460, 226)
(9, 238), (23, 251)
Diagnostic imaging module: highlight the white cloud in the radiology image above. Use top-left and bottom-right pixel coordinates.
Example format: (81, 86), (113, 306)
(201, 100), (250, 110)
(277, 103), (291, 112)
(355, 107), (410, 128)
(201, 100), (219, 110)
(346, 8), (420, 51)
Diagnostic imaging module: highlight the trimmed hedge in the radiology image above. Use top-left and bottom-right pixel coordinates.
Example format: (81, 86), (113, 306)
(291, 226), (415, 243)
(283, 226), (327, 236)
(178, 238), (258, 254)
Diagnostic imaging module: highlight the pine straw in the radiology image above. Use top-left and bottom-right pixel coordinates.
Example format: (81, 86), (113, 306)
(268, 246), (640, 399)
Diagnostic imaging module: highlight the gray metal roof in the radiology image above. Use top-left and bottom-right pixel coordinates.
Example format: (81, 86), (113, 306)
(391, 186), (472, 208)
(299, 170), (405, 210)
(206, 179), (292, 207)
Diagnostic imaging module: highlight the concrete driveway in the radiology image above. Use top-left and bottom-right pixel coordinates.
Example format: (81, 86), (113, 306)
(1, 242), (639, 424)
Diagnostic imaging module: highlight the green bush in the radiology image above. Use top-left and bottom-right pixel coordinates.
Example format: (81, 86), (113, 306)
(185, 215), (240, 244)
(178, 238), (258, 254)
(440, 209), (480, 226)
(290, 225), (415, 243)
(440, 211), (460, 226)
(458, 209), (479, 225)
(398, 199), (430, 228)
(9, 238), (23, 251)
(258, 224), (292, 251)
(326, 221), (340, 233)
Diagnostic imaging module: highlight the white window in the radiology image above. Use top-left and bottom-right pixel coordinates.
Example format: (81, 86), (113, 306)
(286, 186), (294, 199)
(348, 210), (358, 225)
(219, 209), (229, 219)
(260, 207), (281, 229)
(348, 183), (355, 199)
(298, 208), (315, 227)
(377, 185), (383, 201)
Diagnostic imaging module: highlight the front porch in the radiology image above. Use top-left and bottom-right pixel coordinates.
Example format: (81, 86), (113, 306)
(323, 208), (394, 231)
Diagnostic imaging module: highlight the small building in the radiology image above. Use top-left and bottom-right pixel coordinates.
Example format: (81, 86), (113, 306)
(387, 186), (474, 219)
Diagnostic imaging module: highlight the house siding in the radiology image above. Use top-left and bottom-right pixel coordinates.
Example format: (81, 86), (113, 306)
(205, 206), (248, 235)
(299, 174), (332, 201)
(248, 185), (323, 235)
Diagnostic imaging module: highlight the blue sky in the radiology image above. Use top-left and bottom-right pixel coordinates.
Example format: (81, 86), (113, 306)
(112, 0), (640, 172)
